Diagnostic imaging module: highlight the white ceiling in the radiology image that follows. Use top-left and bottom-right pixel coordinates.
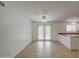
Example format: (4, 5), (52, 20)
(4, 1), (79, 21)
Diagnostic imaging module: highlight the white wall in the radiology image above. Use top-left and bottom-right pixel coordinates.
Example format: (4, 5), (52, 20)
(51, 22), (65, 41)
(0, 6), (9, 57)
(0, 5), (32, 57)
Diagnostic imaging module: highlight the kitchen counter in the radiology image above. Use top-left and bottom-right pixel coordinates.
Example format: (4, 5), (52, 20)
(58, 32), (79, 50)
(58, 32), (79, 38)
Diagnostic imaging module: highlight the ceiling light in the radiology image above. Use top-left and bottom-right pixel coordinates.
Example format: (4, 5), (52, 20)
(41, 16), (47, 22)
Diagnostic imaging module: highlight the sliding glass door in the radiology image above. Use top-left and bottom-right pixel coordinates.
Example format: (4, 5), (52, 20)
(38, 24), (51, 40)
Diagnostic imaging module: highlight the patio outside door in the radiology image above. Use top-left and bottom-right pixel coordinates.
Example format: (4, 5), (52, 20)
(38, 24), (51, 41)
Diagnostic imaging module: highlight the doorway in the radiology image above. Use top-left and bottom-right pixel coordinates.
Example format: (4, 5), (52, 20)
(37, 24), (51, 41)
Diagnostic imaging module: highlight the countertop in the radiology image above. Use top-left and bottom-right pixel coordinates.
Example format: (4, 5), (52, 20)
(58, 32), (79, 38)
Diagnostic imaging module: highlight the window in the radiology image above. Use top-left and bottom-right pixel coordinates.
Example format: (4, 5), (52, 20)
(66, 22), (77, 32)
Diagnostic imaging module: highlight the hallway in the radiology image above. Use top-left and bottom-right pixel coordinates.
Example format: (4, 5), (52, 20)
(15, 41), (79, 58)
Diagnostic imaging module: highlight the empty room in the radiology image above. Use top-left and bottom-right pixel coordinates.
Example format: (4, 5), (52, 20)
(0, 1), (79, 58)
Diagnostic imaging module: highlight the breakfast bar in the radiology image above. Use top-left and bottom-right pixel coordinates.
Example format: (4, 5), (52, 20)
(58, 32), (79, 50)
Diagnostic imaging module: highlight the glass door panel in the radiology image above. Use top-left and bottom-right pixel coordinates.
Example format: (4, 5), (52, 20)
(38, 25), (44, 40)
(45, 25), (51, 40)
